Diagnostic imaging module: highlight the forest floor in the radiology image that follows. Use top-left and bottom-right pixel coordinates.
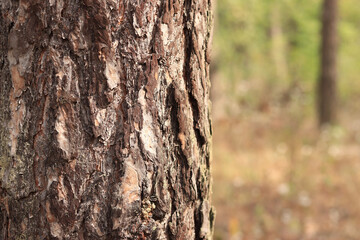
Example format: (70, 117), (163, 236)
(212, 94), (360, 240)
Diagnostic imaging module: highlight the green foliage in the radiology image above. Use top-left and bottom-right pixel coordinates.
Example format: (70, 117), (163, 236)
(214, 0), (360, 108)
(338, 1), (360, 100)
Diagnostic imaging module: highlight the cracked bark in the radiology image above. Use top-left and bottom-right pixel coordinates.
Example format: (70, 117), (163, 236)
(0, 0), (214, 239)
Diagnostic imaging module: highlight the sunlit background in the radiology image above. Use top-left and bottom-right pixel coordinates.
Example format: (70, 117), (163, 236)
(211, 0), (360, 239)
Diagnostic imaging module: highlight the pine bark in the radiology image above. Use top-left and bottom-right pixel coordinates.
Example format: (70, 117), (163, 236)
(0, 0), (214, 239)
(318, 0), (338, 126)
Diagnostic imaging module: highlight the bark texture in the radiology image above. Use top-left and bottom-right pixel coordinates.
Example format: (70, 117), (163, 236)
(0, 0), (214, 239)
(318, 0), (338, 126)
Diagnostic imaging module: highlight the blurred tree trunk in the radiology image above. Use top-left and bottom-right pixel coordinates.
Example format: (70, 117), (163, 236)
(0, 1), (214, 239)
(318, 0), (338, 126)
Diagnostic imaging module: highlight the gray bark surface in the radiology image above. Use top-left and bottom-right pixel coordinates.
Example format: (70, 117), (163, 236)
(0, 0), (214, 239)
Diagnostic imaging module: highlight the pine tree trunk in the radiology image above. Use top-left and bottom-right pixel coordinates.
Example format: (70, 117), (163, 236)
(0, 1), (214, 239)
(318, 0), (338, 126)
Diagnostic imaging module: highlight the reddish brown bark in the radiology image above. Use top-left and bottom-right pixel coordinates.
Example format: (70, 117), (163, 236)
(0, 0), (214, 239)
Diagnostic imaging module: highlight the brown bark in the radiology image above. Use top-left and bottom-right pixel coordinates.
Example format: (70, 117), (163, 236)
(0, 0), (214, 239)
(318, 0), (338, 126)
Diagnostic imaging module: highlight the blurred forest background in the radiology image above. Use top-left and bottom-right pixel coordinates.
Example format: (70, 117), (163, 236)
(211, 0), (360, 239)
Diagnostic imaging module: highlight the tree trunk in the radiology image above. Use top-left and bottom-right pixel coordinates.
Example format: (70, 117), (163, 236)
(0, 0), (214, 239)
(318, 0), (338, 126)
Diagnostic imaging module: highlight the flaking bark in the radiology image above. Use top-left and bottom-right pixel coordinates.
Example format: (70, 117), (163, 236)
(0, 0), (214, 239)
